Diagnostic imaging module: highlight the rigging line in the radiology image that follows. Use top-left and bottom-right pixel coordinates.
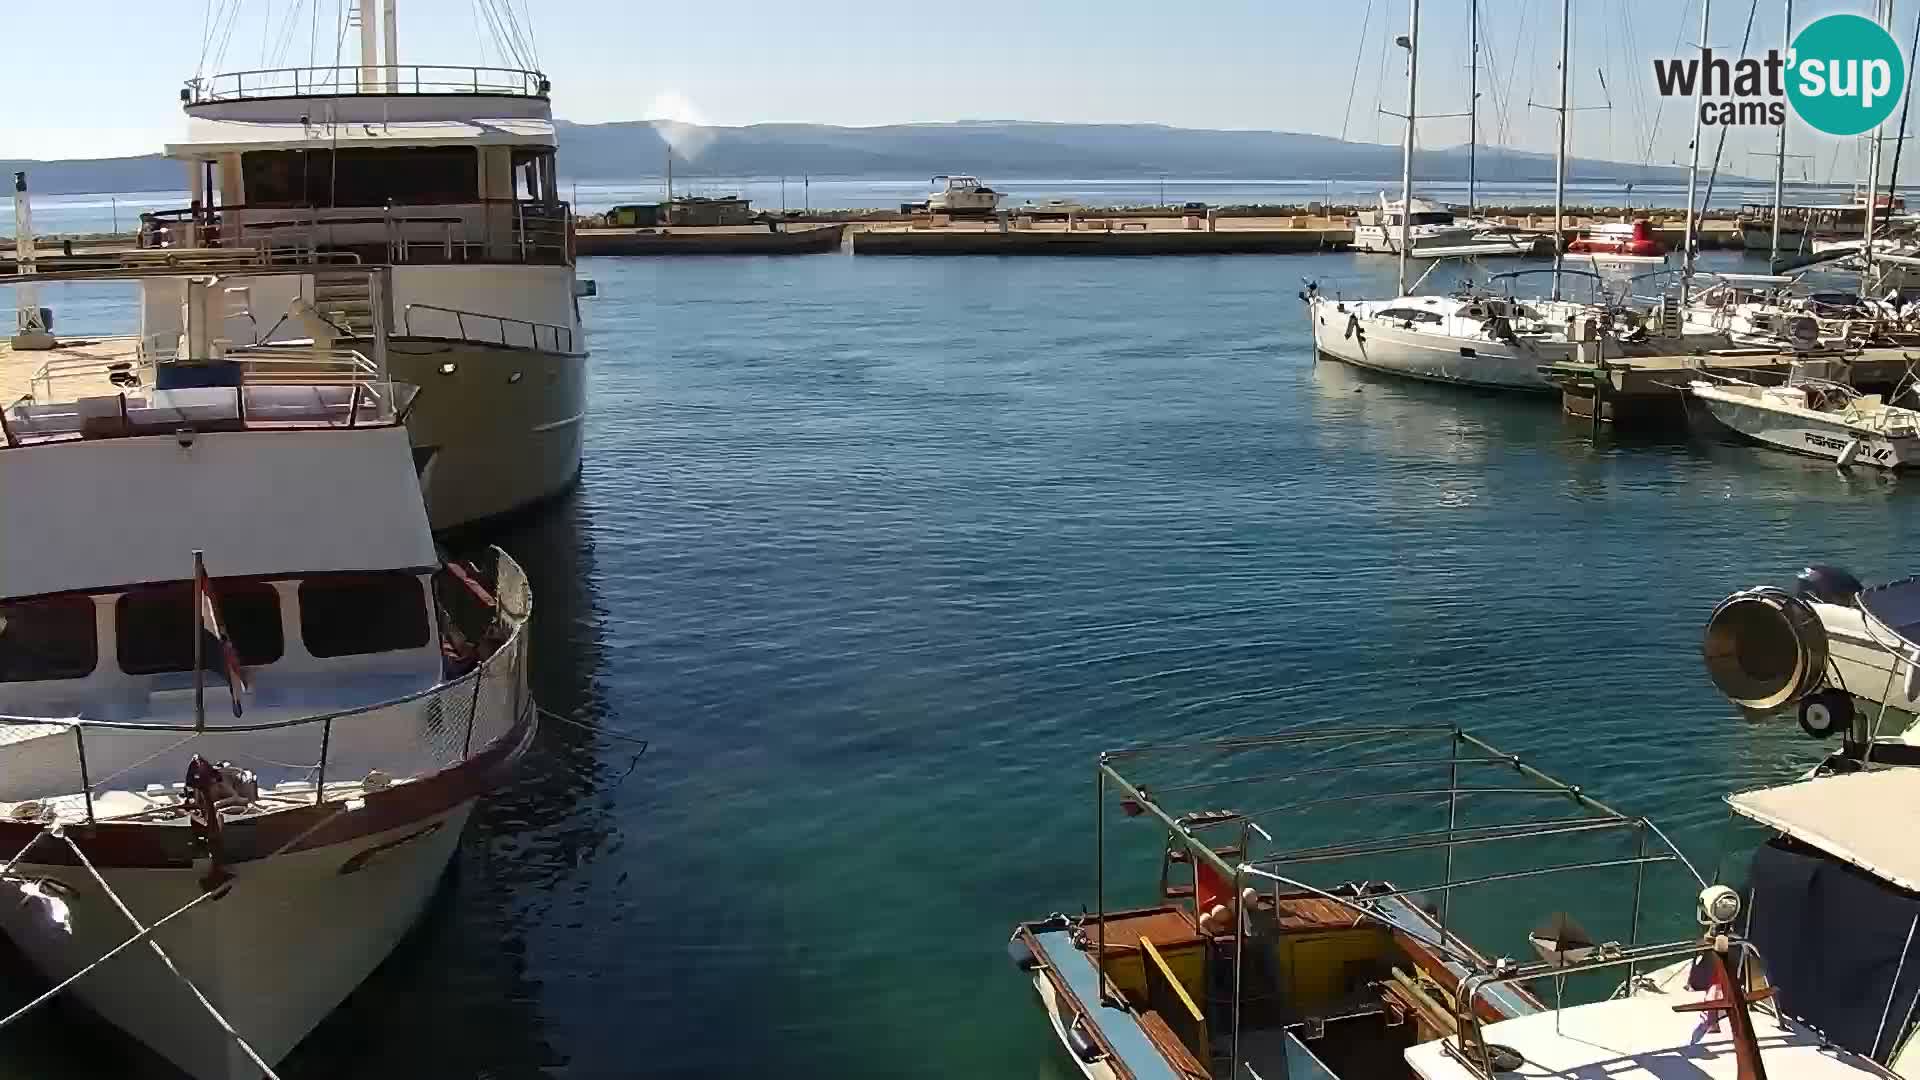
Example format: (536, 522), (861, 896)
(196, 0), (219, 76)
(478, 0), (528, 68)
(497, 0), (535, 68)
(210, 0), (248, 77)
(1371, 0), (1394, 146)
(475, 0), (520, 69)
(1880, 3), (1920, 220)
(1699, 0), (1762, 218)
(518, 0), (540, 67)
(1644, 0), (1697, 165)
(1340, 0), (1378, 142)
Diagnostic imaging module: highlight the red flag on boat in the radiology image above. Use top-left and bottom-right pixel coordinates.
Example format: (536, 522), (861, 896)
(195, 565), (249, 717)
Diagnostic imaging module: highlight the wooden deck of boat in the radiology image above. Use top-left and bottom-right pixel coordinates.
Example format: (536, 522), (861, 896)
(0, 337), (134, 407)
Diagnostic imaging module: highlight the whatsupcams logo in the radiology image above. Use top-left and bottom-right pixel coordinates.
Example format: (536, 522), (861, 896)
(1651, 13), (1906, 135)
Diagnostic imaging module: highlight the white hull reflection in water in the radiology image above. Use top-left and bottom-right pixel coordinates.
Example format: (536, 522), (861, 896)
(1691, 379), (1920, 469)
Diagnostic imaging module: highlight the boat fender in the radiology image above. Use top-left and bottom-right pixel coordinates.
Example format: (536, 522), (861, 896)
(1345, 313), (1364, 342)
(1837, 439), (1863, 468)
(1796, 688), (1853, 740)
(1065, 1015), (1104, 1064)
(1006, 934), (1039, 971)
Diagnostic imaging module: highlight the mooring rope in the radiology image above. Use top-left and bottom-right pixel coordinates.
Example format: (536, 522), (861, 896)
(0, 877), (229, 1036)
(534, 705), (648, 783)
(59, 830), (283, 1080)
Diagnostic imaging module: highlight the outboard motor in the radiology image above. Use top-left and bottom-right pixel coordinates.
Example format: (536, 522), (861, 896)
(1704, 575), (1856, 740)
(1794, 564), (1863, 607)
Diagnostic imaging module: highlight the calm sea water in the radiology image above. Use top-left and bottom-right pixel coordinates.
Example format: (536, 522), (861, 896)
(1, 249), (1916, 1077)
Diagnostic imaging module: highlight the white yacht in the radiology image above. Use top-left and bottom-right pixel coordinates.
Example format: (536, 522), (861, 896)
(1304, 288), (1565, 391)
(926, 175), (1002, 215)
(0, 263), (534, 1080)
(1350, 194), (1538, 258)
(148, 20), (587, 532)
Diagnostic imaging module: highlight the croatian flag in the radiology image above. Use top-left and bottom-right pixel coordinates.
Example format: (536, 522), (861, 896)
(195, 566), (249, 717)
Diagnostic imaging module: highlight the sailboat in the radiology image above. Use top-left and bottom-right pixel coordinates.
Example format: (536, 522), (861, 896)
(1306, 0), (1625, 390)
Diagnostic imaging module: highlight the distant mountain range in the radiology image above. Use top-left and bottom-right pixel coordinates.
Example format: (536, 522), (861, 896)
(5, 120), (1733, 196)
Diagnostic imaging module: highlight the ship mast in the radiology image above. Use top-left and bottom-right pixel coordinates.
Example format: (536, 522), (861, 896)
(1551, 0), (1570, 299)
(1396, 0), (1420, 296)
(1770, 0), (1791, 268)
(1681, 0), (1711, 305)
(1468, 0), (1479, 219)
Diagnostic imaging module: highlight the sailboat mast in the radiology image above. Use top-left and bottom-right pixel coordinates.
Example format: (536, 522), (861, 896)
(1768, 0), (1790, 267)
(1468, 0), (1479, 218)
(1552, 0), (1570, 300)
(1864, 0), (1889, 291)
(1397, 0), (1420, 296)
(1682, 0), (1711, 305)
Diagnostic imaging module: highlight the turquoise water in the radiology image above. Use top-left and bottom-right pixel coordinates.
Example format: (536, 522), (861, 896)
(2, 250), (1917, 1076)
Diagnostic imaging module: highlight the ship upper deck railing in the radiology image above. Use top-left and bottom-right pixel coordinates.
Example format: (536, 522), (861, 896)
(185, 65), (549, 103)
(144, 201), (571, 267)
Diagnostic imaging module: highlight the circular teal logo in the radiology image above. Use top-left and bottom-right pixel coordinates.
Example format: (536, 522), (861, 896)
(1788, 14), (1906, 136)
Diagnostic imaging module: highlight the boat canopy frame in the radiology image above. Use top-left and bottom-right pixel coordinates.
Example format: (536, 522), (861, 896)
(1092, 724), (1717, 1080)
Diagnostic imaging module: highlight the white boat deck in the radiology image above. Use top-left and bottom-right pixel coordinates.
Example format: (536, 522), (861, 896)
(1406, 994), (1893, 1079)
(0, 337), (132, 406)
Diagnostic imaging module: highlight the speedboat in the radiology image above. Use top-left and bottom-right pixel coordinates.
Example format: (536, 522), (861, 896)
(1689, 365), (1920, 468)
(1350, 194), (1540, 258)
(0, 260), (535, 1080)
(926, 175), (1002, 216)
(1008, 725), (1894, 1080)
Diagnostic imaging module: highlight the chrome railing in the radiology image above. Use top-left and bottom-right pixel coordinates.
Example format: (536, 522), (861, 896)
(186, 65), (548, 102)
(145, 201), (571, 267)
(403, 303), (573, 353)
(0, 550), (532, 825)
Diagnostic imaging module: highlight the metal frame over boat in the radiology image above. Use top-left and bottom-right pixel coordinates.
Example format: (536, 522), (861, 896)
(1005, 725), (1803, 1080)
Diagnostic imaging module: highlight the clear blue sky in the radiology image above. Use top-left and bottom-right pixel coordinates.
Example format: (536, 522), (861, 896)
(3, 0), (1909, 183)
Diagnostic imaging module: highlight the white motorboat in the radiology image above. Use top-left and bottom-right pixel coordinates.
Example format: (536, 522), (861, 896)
(1704, 566), (1920, 742)
(144, 8), (589, 532)
(1689, 367), (1920, 468)
(0, 263), (534, 1080)
(926, 175), (1002, 215)
(1350, 194), (1539, 258)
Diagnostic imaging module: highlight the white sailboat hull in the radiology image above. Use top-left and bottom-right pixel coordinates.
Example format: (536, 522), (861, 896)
(0, 803), (474, 1080)
(1308, 299), (1561, 392)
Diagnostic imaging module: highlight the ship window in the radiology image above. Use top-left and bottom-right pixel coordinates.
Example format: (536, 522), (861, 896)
(116, 582), (284, 674)
(242, 148), (479, 208)
(0, 596), (98, 682)
(299, 574), (429, 657)
(1408, 212), (1454, 226)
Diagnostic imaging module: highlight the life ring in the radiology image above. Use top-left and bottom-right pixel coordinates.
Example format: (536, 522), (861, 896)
(1345, 313), (1364, 342)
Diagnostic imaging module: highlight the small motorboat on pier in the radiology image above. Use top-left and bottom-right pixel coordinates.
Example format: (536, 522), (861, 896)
(1006, 725), (1876, 1080)
(0, 260), (535, 1080)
